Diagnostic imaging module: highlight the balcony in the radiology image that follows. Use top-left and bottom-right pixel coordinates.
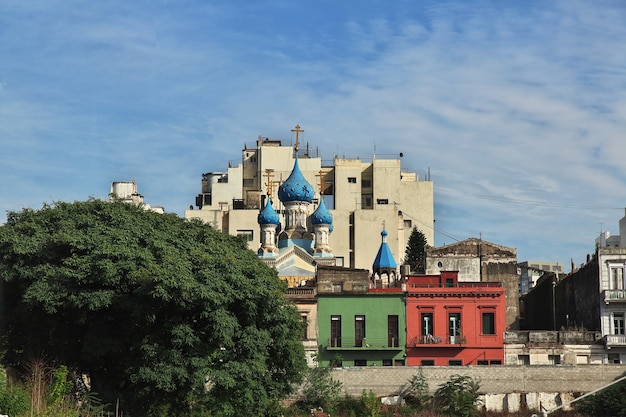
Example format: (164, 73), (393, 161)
(410, 335), (466, 347)
(324, 338), (402, 351)
(604, 334), (626, 347)
(603, 290), (626, 303)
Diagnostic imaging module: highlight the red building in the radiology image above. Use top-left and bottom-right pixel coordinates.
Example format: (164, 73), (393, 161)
(405, 271), (506, 366)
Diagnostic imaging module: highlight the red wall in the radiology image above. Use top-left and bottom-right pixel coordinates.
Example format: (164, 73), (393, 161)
(405, 272), (506, 366)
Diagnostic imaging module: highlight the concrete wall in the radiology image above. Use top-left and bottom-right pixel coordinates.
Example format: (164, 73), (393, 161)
(331, 365), (626, 411)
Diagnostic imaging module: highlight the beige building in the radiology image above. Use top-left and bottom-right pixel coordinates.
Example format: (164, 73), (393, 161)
(109, 181), (165, 214)
(185, 127), (434, 272)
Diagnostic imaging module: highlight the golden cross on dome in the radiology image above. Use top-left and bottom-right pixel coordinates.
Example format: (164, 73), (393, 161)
(316, 170), (326, 196)
(264, 169), (275, 196)
(291, 124), (303, 152)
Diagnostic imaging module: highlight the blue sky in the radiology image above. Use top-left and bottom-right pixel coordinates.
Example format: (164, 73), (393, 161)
(1, 0), (625, 271)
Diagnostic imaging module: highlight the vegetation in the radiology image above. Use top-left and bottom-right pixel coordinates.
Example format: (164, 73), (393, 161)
(0, 200), (307, 416)
(405, 227), (428, 273)
(286, 371), (491, 417)
(433, 374), (481, 417)
(298, 356), (343, 412)
(575, 378), (626, 416)
(401, 368), (430, 411)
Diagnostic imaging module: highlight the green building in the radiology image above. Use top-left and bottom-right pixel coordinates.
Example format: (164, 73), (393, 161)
(317, 285), (406, 367)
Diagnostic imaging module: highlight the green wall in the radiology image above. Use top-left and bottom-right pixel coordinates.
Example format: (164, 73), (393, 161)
(317, 292), (406, 367)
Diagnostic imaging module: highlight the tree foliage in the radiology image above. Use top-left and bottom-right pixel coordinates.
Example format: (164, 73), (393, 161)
(433, 374), (481, 417)
(0, 200), (307, 416)
(405, 227), (428, 273)
(576, 379), (626, 417)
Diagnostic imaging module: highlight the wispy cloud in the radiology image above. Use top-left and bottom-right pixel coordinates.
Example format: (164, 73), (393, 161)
(1, 0), (625, 268)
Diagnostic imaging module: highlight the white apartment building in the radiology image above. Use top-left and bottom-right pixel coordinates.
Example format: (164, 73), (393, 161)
(594, 209), (626, 362)
(184, 128), (434, 272)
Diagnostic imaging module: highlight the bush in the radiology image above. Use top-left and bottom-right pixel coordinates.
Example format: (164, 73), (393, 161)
(433, 374), (481, 417)
(0, 372), (29, 417)
(402, 368), (430, 411)
(298, 359), (343, 412)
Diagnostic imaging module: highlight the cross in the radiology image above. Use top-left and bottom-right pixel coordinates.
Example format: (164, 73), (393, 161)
(291, 124), (303, 152)
(316, 170), (326, 195)
(264, 169), (275, 196)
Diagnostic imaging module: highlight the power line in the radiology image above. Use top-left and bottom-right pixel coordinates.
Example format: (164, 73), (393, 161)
(435, 186), (624, 210)
(400, 210), (461, 243)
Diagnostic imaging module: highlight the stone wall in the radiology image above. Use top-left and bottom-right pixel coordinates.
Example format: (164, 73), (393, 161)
(332, 364), (626, 411)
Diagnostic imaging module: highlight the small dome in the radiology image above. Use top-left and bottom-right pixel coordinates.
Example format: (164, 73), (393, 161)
(278, 156), (315, 203)
(373, 227), (397, 270)
(258, 197), (280, 225)
(311, 198), (333, 226)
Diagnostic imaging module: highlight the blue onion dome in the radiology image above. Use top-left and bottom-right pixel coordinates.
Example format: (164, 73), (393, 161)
(258, 197), (280, 225)
(381, 228), (388, 238)
(311, 198), (333, 225)
(278, 156), (315, 203)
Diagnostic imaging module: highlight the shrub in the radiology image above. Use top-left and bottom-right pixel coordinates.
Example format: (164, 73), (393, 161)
(433, 374), (481, 417)
(402, 368), (430, 411)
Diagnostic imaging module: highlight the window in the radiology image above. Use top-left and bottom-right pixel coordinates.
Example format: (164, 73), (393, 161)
(331, 316), (342, 347)
(377, 199), (389, 205)
(382, 359), (392, 367)
(449, 360), (463, 366)
(611, 267), (625, 290)
(614, 313), (625, 335)
(348, 177), (357, 183)
(548, 355), (561, 365)
(421, 360), (435, 366)
(477, 360), (489, 366)
(355, 316), (366, 347)
(490, 360), (502, 365)
(388, 315), (399, 347)
(354, 359), (366, 366)
(363, 196), (372, 208)
(608, 353), (621, 364)
(518, 355), (530, 365)
(335, 257), (344, 267)
(482, 312), (495, 335)
(421, 313), (434, 343)
(236, 230), (254, 241)
(394, 359), (405, 366)
(301, 315), (308, 340)
(449, 313), (461, 344)
(362, 180), (371, 188)
(403, 219), (412, 228)
(332, 282), (343, 293)
(243, 178), (254, 187)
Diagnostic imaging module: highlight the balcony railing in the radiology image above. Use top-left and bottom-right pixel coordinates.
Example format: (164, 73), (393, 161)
(411, 335), (465, 346)
(504, 330), (603, 344)
(418, 334), (442, 344)
(603, 290), (626, 303)
(604, 334), (626, 346)
(325, 338), (402, 350)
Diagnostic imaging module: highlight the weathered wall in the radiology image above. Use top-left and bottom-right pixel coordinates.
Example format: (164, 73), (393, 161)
(560, 256), (600, 330)
(521, 258), (600, 331)
(332, 364), (626, 397)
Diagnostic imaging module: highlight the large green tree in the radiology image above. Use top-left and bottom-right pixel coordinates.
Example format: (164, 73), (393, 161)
(0, 200), (307, 416)
(404, 227), (428, 273)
